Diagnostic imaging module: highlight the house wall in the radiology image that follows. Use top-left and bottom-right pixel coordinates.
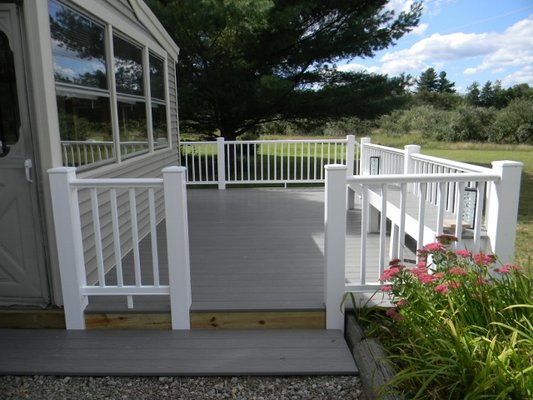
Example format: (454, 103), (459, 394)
(21, 0), (180, 305)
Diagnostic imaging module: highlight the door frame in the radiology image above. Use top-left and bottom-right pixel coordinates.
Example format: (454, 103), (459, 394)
(0, 2), (51, 306)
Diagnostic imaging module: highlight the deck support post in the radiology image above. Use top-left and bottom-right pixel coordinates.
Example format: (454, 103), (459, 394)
(216, 137), (226, 190)
(486, 161), (523, 264)
(163, 167), (192, 329)
(324, 165), (347, 331)
(346, 135), (356, 209)
(359, 137), (371, 175)
(48, 167), (87, 329)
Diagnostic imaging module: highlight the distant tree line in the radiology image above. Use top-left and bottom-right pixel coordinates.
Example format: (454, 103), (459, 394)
(375, 68), (533, 144)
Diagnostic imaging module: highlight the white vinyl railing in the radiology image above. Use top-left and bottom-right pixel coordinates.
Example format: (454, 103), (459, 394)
(324, 138), (523, 330)
(180, 135), (359, 188)
(61, 140), (149, 168)
(48, 166), (191, 330)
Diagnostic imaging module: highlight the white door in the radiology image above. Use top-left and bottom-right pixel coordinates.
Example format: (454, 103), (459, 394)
(0, 4), (50, 305)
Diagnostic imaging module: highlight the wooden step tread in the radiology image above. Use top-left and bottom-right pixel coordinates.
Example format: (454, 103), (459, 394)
(0, 329), (358, 376)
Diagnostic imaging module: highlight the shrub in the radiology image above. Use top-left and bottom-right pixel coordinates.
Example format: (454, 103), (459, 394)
(449, 105), (496, 142)
(378, 235), (533, 399)
(489, 98), (533, 144)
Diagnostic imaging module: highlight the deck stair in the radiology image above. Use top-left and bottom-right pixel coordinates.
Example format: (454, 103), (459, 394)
(0, 328), (357, 376)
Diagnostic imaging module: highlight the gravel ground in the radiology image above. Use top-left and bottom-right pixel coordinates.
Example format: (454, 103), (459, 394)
(0, 375), (364, 400)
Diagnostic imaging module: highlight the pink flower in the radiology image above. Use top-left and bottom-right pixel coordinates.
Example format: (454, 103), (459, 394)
(379, 267), (401, 282)
(494, 266), (510, 274)
(476, 276), (489, 285)
(416, 261), (427, 268)
(410, 266), (428, 276)
(380, 285), (393, 292)
(473, 253), (496, 266)
(418, 273), (437, 285)
(448, 281), (461, 289)
(449, 267), (468, 276)
(433, 272), (445, 280)
(386, 308), (404, 321)
(423, 242), (446, 253)
(433, 284), (449, 294)
(396, 299), (408, 307)
(455, 250), (471, 258)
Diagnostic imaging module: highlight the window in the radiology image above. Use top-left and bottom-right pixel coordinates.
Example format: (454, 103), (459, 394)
(113, 35), (143, 96)
(0, 32), (20, 157)
(49, 0), (107, 89)
(49, 0), (171, 169)
(149, 54), (167, 148)
(114, 34), (148, 158)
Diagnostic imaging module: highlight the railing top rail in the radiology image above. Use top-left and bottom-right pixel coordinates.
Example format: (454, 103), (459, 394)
(363, 143), (404, 155)
(61, 140), (148, 145)
(181, 138), (351, 145)
(411, 153), (493, 173)
(346, 172), (499, 185)
(71, 178), (163, 189)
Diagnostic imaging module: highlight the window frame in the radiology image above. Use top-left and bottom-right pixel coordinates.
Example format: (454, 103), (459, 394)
(50, 0), (172, 170)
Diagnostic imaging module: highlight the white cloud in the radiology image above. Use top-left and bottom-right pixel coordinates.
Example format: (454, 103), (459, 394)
(385, 0), (415, 15)
(369, 14), (533, 80)
(411, 23), (429, 36)
(337, 63), (381, 74)
(464, 15), (533, 76)
(501, 65), (533, 87)
(54, 62), (75, 78)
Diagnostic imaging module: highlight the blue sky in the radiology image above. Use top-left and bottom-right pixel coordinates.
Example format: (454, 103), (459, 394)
(338, 0), (533, 92)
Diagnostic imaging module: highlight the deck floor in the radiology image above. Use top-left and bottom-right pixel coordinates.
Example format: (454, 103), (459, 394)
(0, 329), (357, 376)
(88, 188), (394, 312)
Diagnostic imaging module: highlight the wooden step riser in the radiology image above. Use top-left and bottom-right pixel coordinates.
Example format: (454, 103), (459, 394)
(0, 310), (325, 330)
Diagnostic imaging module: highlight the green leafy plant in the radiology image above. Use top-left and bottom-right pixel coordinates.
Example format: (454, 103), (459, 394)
(377, 235), (533, 399)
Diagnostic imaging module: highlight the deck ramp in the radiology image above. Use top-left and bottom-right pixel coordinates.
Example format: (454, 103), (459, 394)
(0, 329), (357, 376)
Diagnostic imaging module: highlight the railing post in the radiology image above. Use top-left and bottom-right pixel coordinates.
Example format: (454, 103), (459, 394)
(404, 144), (421, 194)
(324, 164), (347, 331)
(360, 137), (371, 175)
(346, 135), (356, 209)
(163, 166), (192, 329)
(486, 161), (523, 264)
(216, 137), (226, 190)
(48, 167), (87, 329)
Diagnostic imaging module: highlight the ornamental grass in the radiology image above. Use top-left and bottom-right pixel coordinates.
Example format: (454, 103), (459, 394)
(374, 235), (533, 399)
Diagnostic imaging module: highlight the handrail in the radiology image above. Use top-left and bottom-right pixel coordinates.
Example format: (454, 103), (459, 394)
(411, 153), (493, 174)
(364, 142), (405, 155)
(71, 178), (163, 188)
(347, 172), (499, 185)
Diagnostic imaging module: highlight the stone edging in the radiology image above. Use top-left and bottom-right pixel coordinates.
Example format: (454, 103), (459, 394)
(344, 313), (402, 400)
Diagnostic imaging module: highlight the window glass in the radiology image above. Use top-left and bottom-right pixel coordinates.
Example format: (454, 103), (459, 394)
(152, 102), (167, 148)
(0, 32), (20, 156)
(149, 54), (165, 101)
(117, 99), (148, 158)
(49, 0), (107, 89)
(114, 35), (143, 96)
(56, 94), (114, 166)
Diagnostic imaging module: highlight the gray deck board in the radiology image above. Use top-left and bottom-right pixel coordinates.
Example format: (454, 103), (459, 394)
(0, 329), (357, 376)
(87, 188), (399, 312)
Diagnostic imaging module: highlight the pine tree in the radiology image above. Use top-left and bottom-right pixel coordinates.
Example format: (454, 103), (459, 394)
(437, 71), (455, 93)
(416, 68), (438, 92)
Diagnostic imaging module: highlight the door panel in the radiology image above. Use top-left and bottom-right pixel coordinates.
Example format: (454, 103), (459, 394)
(0, 4), (49, 305)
